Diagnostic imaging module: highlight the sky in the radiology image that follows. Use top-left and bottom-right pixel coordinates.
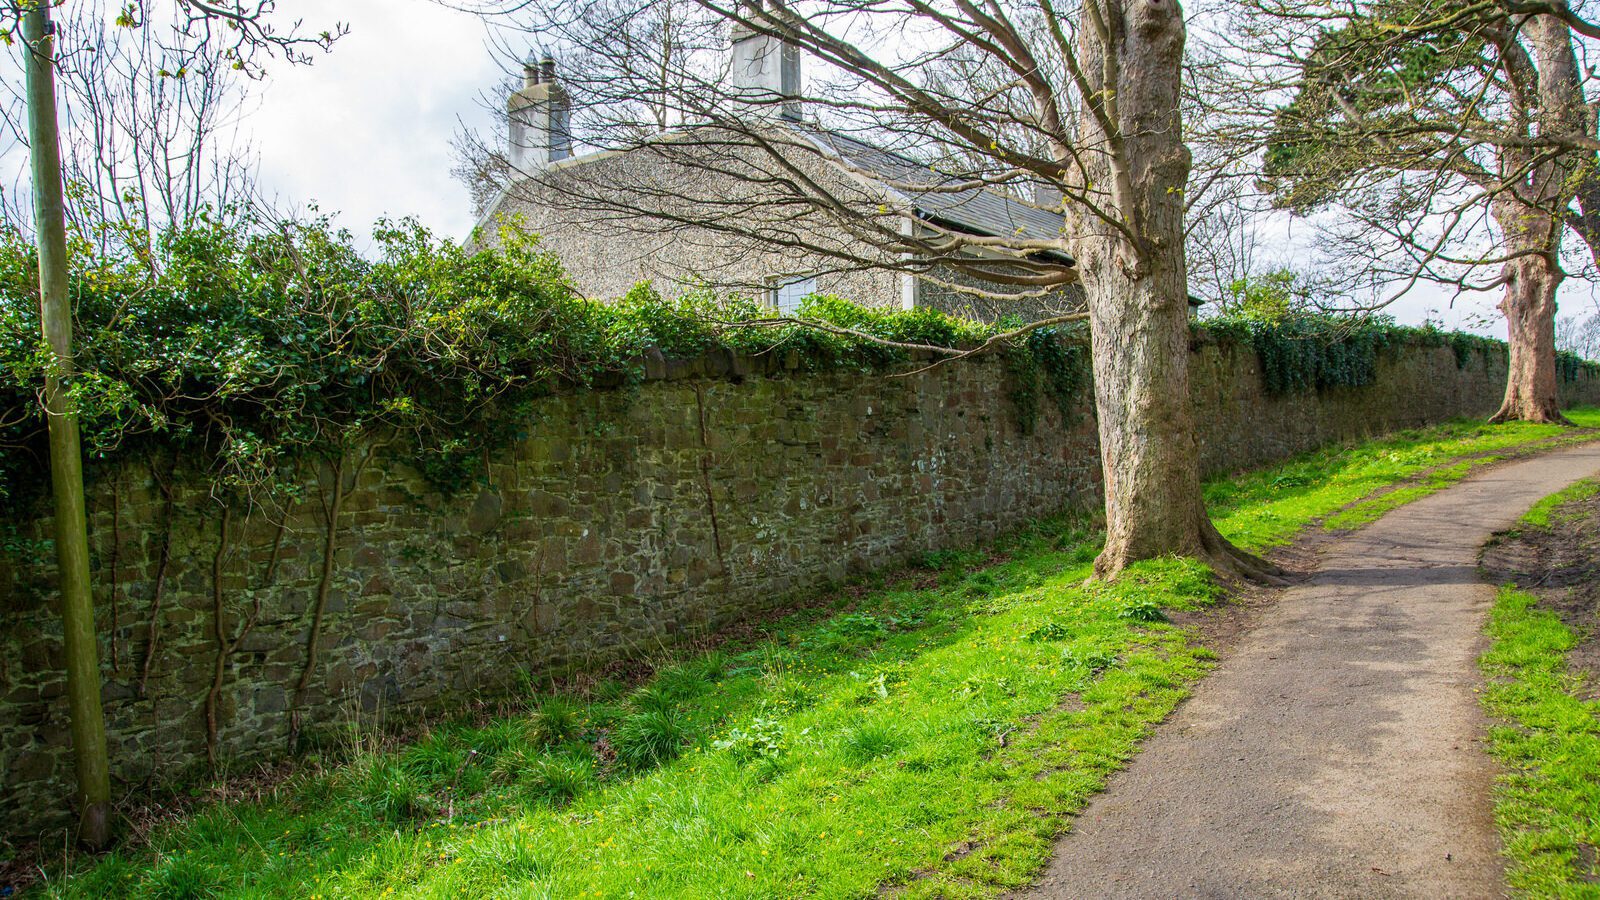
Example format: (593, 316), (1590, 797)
(3, 0), (1596, 336)
(226, 1), (1574, 335)
(243, 0), (504, 241)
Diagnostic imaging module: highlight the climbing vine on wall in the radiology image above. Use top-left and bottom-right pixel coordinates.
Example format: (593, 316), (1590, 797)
(0, 218), (1091, 542)
(1201, 313), (1584, 396)
(1004, 324), (1090, 434)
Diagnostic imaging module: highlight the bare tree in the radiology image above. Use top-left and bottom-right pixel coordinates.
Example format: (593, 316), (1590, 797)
(1558, 302), (1600, 359)
(1, 1), (261, 261)
(1196, 0), (1600, 423)
(454, 0), (1279, 579)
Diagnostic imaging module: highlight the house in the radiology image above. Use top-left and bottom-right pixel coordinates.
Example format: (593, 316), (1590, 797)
(473, 25), (1084, 324)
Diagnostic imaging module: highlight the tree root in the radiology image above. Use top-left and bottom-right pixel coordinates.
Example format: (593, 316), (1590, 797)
(1196, 517), (1290, 587)
(1093, 515), (1289, 587)
(1488, 403), (1575, 426)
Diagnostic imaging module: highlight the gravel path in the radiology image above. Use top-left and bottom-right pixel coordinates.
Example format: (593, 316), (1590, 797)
(1021, 441), (1600, 899)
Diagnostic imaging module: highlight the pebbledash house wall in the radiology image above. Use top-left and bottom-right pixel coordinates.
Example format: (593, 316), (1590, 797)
(2, 335), (1598, 839)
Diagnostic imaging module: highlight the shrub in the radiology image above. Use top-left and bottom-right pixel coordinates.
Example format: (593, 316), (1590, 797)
(0, 219), (1090, 524)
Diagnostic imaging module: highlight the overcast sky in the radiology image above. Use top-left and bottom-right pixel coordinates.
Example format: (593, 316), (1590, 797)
(5, 0), (1596, 335)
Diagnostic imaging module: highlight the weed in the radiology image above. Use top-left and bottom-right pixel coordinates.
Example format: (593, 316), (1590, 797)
(1024, 621), (1073, 642)
(518, 754), (596, 807)
(714, 717), (789, 762)
(694, 650), (733, 681)
(454, 826), (552, 882)
(805, 612), (890, 652)
(147, 854), (217, 900)
(529, 695), (583, 746)
(1117, 600), (1168, 623)
(611, 708), (696, 771)
(468, 719), (529, 756)
(956, 674), (1017, 699)
(654, 663), (712, 701)
(352, 757), (433, 823)
(627, 684), (681, 715)
(1061, 643), (1118, 678)
(402, 729), (468, 780)
(841, 723), (903, 763)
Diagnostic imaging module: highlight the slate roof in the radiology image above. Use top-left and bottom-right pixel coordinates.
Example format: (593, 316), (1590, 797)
(799, 128), (1071, 251)
(483, 120), (1075, 265)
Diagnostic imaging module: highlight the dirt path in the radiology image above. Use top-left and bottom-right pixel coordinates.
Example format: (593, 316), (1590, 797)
(1020, 442), (1600, 899)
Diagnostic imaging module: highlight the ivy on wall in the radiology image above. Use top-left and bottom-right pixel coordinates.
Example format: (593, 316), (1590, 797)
(1202, 313), (1593, 396)
(5, 213), (1590, 537)
(0, 218), (1089, 539)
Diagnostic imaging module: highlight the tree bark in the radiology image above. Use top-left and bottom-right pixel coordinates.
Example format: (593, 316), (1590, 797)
(23, 3), (113, 848)
(1070, 0), (1279, 581)
(1489, 201), (1570, 425)
(1489, 13), (1578, 426)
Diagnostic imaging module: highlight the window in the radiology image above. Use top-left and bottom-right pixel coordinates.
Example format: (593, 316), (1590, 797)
(771, 275), (818, 314)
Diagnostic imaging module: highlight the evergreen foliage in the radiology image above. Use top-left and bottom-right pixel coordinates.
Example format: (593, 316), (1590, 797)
(0, 218), (1084, 523)
(1201, 312), (1590, 397)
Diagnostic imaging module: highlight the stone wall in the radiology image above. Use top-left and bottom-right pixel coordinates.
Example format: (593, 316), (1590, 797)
(2, 337), (1598, 840)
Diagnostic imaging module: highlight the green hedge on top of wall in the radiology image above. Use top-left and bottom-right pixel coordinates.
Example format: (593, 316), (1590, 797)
(4, 213), (1586, 548)
(1202, 313), (1596, 397)
(0, 218), (1086, 529)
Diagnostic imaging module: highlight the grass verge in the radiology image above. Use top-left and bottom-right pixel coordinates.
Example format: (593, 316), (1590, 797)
(31, 409), (1600, 899)
(1207, 408), (1599, 547)
(1519, 478), (1600, 529)
(1481, 585), (1600, 895)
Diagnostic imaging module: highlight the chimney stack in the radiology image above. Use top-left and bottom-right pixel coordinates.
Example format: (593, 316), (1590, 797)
(508, 51), (572, 172)
(728, 4), (802, 121)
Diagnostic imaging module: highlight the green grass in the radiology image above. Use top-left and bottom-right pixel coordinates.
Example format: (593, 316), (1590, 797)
(1520, 478), (1600, 529)
(1481, 586), (1600, 895)
(39, 409), (1600, 899)
(1208, 408), (1600, 549)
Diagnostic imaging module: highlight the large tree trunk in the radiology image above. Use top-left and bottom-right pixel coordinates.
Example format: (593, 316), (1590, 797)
(1489, 202), (1569, 425)
(1070, 0), (1278, 581)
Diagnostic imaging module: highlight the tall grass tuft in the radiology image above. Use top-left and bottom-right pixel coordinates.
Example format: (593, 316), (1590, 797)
(611, 708), (695, 770)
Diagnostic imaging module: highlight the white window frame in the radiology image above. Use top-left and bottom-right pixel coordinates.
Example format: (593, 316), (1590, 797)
(769, 274), (819, 314)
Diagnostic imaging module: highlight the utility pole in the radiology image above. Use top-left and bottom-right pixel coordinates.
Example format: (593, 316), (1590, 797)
(23, 0), (113, 849)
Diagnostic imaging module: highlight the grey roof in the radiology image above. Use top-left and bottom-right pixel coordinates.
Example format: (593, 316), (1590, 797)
(800, 129), (1071, 252)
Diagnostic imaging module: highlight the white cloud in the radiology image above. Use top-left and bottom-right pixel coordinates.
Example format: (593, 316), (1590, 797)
(243, 0), (503, 243)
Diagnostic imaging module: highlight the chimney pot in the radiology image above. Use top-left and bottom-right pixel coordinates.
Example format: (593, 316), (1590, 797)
(523, 49), (541, 88)
(541, 55), (556, 84)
